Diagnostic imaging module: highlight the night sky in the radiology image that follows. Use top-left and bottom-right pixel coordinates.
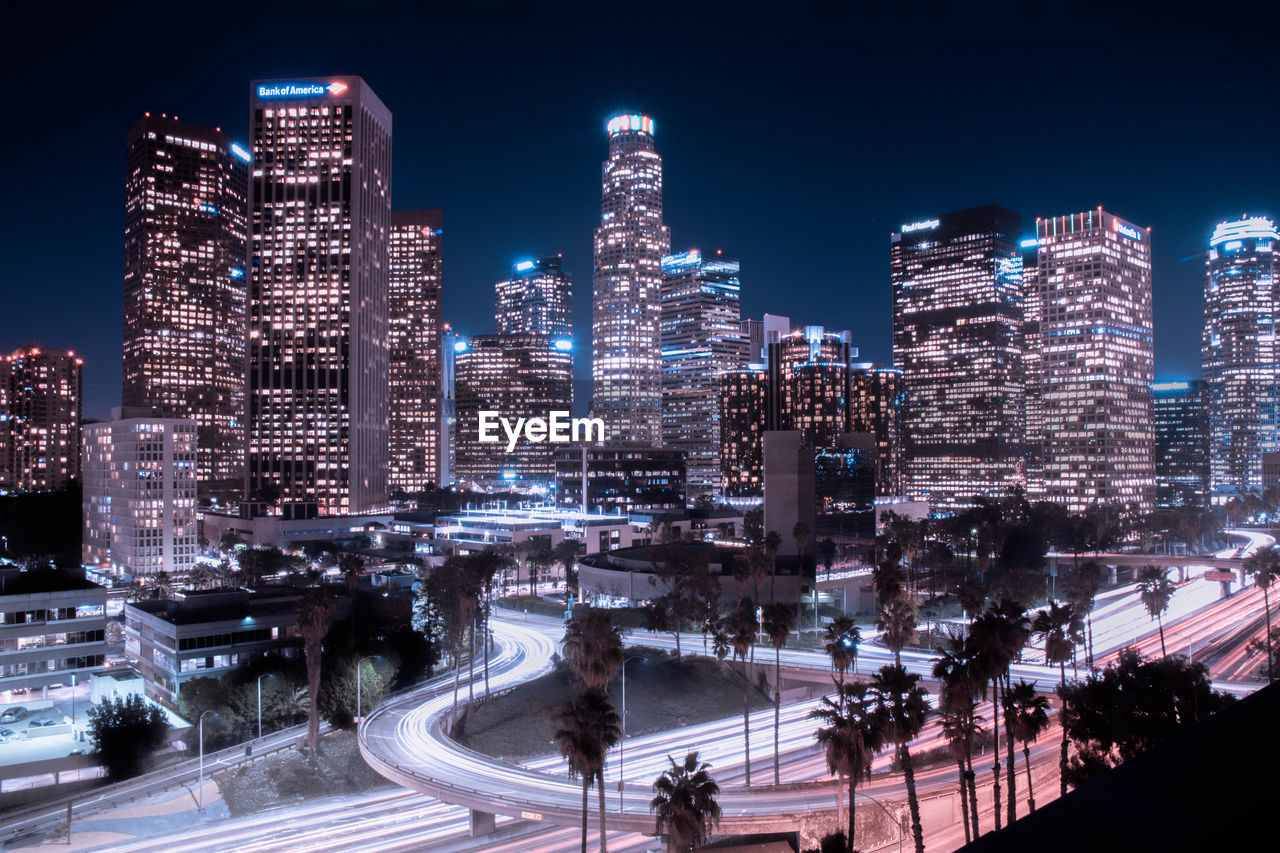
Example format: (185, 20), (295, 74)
(5, 2), (1277, 420)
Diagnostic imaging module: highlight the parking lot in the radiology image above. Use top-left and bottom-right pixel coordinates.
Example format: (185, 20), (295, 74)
(0, 683), (90, 766)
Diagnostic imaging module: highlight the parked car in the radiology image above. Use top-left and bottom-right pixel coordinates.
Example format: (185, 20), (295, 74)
(10, 687), (28, 695)
(0, 707), (27, 724)
(0, 728), (19, 743)
(27, 717), (57, 728)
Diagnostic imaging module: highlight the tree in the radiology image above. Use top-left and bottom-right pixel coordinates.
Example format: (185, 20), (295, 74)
(724, 604), (759, 786)
(746, 544), (770, 611)
(1062, 561), (1103, 668)
(1136, 566), (1175, 658)
(763, 530), (783, 600)
(648, 543), (720, 659)
(297, 588), (336, 754)
(792, 521), (812, 562)
(933, 634), (982, 840)
(955, 577), (986, 626)
(86, 694), (170, 780)
(810, 681), (886, 853)
(555, 538), (582, 596)
(1032, 601), (1079, 797)
(871, 665), (928, 853)
(650, 751), (722, 853)
(1003, 680), (1050, 814)
(555, 688), (621, 853)
(1244, 547), (1280, 683)
(563, 608), (624, 692)
(761, 601), (794, 785)
(969, 599), (1030, 830)
(819, 538), (837, 580)
(877, 595), (917, 666)
(823, 614), (860, 686)
(339, 553), (365, 648)
(319, 655), (390, 727)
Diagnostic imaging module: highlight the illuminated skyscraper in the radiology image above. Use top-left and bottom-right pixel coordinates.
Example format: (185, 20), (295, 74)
(497, 256), (572, 337)
(1202, 216), (1280, 494)
(769, 327), (855, 451)
(123, 115), (249, 497)
(661, 249), (747, 496)
(453, 335), (573, 486)
(891, 206), (1026, 508)
(849, 364), (904, 497)
(592, 113), (670, 445)
(1153, 380), (1209, 508)
(388, 210), (443, 495)
(1, 346), (83, 492)
(720, 365), (769, 498)
(246, 77), (392, 516)
(1031, 208), (1154, 511)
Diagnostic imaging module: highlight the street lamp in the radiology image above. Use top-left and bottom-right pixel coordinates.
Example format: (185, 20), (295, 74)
(197, 710), (215, 813)
(355, 655), (376, 725)
(617, 654), (645, 810)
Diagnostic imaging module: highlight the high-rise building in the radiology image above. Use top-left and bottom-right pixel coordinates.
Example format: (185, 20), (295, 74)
(388, 210), (443, 496)
(720, 365), (770, 498)
(850, 363), (904, 497)
(891, 206), (1026, 509)
(592, 114), (670, 445)
(769, 327), (855, 450)
(741, 313), (791, 363)
(441, 325), (460, 486)
(1021, 235), (1046, 488)
(1031, 208), (1155, 511)
(497, 256), (573, 337)
(1, 346), (83, 492)
(1202, 216), (1280, 495)
(660, 249), (747, 497)
(554, 445), (686, 514)
(453, 335), (573, 487)
(82, 408), (198, 579)
(246, 77), (392, 516)
(123, 115), (249, 497)
(1153, 381), (1209, 508)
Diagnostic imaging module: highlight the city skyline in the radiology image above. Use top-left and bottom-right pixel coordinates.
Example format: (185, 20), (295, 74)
(6, 6), (1277, 420)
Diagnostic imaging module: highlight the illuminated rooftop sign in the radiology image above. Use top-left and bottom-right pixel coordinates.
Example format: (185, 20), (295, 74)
(902, 219), (940, 233)
(1111, 219), (1142, 241)
(514, 260), (535, 272)
(255, 81), (349, 100)
(230, 143), (251, 163)
(1019, 238), (1039, 249)
(607, 114), (654, 135)
(1152, 381), (1191, 392)
(1210, 216), (1279, 247)
(553, 338), (573, 352)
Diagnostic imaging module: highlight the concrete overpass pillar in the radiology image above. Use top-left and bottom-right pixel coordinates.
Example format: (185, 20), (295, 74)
(1107, 565), (1118, 585)
(470, 809), (496, 837)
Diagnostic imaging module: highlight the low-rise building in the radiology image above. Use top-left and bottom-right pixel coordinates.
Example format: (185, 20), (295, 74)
(201, 511), (395, 551)
(0, 568), (107, 696)
(554, 445), (686, 515)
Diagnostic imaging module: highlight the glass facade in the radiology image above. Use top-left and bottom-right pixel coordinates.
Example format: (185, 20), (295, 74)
(1153, 380), (1209, 508)
(0, 346), (83, 492)
(497, 256), (573, 337)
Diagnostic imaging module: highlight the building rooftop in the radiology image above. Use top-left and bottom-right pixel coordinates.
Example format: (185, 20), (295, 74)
(0, 567), (103, 597)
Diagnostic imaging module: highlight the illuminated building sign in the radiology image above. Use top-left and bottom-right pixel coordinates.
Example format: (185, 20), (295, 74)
(230, 143), (251, 163)
(255, 81), (349, 99)
(1112, 220), (1142, 241)
(229, 267), (245, 279)
(1210, 216), (1280, 247)
(515, 260), (535, 272)
(902, 219), (940, 233)
(607, 114), (654, 135)
(553, 338), (573, 352)
(1020, 238), (1039, 249)
(1152, 381), (1190, 392)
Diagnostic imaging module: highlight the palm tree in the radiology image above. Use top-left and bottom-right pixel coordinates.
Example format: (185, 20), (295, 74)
(823, 615), (860, 685)
(296, 588), (336, 755)
(761, 602), (793, 785)
(810, 681), (886, 853)
(724, 605), (758, 786)
(792, 521), (811, 563)
(1002, 680), (1050, 815)
(1062, 561), (1103, 668)
(1244, 547), (1280, 683)
(339, 553), (365, 648)
(933, 634), (982, 839)
(871, 665), (928, 853)
(763, 530), (783, 601)
(877, 596), (917, 666)
(649, 751), (722, 853)
(969, 599), (1030, 830)
(940, 701), (983, 844)
(563, 608), (624, 693)
(1136, 566), (1175, 657)
(955, 577), (986, 626)
(555, 688), (621, 853)
(1032, 602), (1078, 797)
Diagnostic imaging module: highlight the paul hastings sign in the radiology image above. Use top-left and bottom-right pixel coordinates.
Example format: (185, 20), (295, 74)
(478, 411), (605, 452)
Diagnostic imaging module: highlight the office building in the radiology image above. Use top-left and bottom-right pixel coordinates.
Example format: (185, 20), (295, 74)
(814, 432), (877, 539)
(441, 325), (460, 486)
(82, 408), (198, 579)
(769, 326), (855, 450)
(496, 256), (573, 337)
(660, 250), (747, 496)
(891, 206), (1026, 508)
(123, 115), (249, 496)
(453, 335), (573, 487)
(592, 114), (670, 444)
(1032, 208), (1155, 511)
(1153, 380), (1209, 508)
(763, 431), (816, 556)
(0, 567), (107, 694)
(554, 445), (685, 515)
(849, 364), (904, 497)
(246, 76), (392, 516)
(388, 210), (444, 495)
(720, 365), (770, 498)
(1, 346), (83, 492)
(1203, 216), (1280, 494)
(742, 313), (791, 363)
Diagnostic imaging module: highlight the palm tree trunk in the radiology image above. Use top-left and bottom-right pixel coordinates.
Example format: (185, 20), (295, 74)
(484, 605), (491, 699)
(773, 645), (781, 786)
(848, 777), (857, 853)
(1059, 662), (1069, 798)
(742, 659), (751, 786)
(452, 633), (462, 729)
(901, 744), (924, 853)
(580, 775), (589, 853)
(1005, 675), (1017, 826)
(991, 679), (1003, 831)
(956, 756), (971, 845)
(468, 619), (476, 705)
(1264, 585), (1273, 683)
(597, 768), (608, 853)
(1157, 612), (1167, 658)
(965, 724), (980, 838)
(1023, 744), (1035, 812)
